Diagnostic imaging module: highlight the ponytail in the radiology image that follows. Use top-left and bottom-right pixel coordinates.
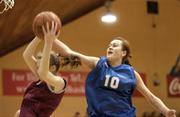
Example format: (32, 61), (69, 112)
(59, 55), (81, 68)
(122, 57), (131, 66)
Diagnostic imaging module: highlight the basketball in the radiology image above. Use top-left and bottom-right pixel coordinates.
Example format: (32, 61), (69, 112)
(32, 11), (62, 39)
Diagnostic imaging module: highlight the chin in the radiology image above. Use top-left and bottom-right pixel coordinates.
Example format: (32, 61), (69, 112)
(107, 56), (113, 61)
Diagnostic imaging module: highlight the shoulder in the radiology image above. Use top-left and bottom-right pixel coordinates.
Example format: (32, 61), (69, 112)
(47, 78), (66, 94)
(133, 70), (145, 85)
(88, 56), (108, 74)
(133, 70), (140, 78)
(96, 56), (107, 65)
(95, 56), (108, 68)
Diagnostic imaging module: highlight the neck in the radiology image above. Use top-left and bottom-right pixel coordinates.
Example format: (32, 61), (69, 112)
(108, 59), (122, 67)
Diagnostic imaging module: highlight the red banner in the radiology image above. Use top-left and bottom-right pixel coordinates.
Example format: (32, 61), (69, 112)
(2, 69), (146, 97)
(167, 75), (180, 97)
(2, 69), (87, 96)
(2, 69), (35, 95)
(57, 72), (87, 96)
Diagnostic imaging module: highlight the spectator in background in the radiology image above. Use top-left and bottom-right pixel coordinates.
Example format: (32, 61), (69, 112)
(73, 112), (81, 117)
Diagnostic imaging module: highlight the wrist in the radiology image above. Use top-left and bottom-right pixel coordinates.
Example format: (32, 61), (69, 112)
(164, 108), (170, 116)
(35, 36), (42, 43)
(45, 39), (53, 44)
(44, 40), (53, 49)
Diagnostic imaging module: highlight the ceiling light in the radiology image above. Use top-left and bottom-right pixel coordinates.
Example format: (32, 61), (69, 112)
(101, 0), (117, 24)
(101, 13), (117, 23)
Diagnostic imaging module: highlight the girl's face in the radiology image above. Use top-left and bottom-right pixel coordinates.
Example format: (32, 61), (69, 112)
(107, 39), (127, 62)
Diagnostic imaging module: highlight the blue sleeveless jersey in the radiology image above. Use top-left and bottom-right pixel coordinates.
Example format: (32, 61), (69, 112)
(85, 57), (136, 117)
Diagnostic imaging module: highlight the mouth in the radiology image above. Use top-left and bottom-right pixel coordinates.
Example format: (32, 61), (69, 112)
(107, 51), (113, 55)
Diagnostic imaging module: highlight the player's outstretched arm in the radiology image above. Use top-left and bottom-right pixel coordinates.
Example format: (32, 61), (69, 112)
(134, 71), (176, 117)
(53, 39), (99, 69)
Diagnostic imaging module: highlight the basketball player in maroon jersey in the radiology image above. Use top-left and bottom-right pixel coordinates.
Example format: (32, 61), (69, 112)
(14, 22), (76, 117)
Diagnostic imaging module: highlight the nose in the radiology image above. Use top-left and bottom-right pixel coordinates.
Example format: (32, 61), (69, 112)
(108, 46), (113, 50)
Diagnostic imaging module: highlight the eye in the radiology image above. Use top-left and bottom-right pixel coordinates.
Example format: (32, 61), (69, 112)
(112, 43), (119, 47)
(108, 43), (119, 48)
(37, 56), (42, 59)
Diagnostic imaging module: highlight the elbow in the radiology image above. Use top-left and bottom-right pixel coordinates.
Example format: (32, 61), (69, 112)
(23, 50), (30, 60)
(54, 78), (65, 90)
(22, 51), (27, 59)
(22, 52), (29, 62)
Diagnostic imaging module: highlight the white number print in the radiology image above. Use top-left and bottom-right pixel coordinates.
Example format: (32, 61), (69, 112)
(104, 75), (119, 89)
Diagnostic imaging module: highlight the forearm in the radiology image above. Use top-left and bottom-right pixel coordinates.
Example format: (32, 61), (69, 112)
(53, 39), (73, 56)
(53, 39), (99, 69)
(38, 40), (52, 77)
(23, 37), (41, 58)
(147, 94), (169, 115)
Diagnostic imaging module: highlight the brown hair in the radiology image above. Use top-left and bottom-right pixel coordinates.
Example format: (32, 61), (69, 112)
(60, 55), (81, 69)
(50, 53), (60, 72)
(114, 37), (132, 65)
(37, 52), (80, 73)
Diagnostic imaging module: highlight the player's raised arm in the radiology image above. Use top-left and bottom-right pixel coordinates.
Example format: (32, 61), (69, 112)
(23, 36), (41, 79)
(37, 22), (65, 91)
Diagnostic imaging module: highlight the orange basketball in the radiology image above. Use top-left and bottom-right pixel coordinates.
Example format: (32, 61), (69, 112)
(32, 11), (62, 39)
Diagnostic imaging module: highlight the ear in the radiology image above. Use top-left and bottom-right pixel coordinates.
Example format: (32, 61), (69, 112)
(122, 51), (127, 57)
(50, 65), (56, 72)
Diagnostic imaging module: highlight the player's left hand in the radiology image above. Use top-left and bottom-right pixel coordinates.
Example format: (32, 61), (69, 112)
(42, 21), (60, 43)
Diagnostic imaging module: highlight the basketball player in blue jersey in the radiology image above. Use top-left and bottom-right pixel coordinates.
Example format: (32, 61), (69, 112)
(53, 37), (176, 117)
(14, 22), (80, 117)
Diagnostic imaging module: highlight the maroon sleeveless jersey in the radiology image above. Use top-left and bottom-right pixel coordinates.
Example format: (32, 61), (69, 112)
(20, 80), (66, 116)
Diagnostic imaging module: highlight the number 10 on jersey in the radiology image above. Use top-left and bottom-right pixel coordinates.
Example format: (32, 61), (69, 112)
(104, 75), (119, 89)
